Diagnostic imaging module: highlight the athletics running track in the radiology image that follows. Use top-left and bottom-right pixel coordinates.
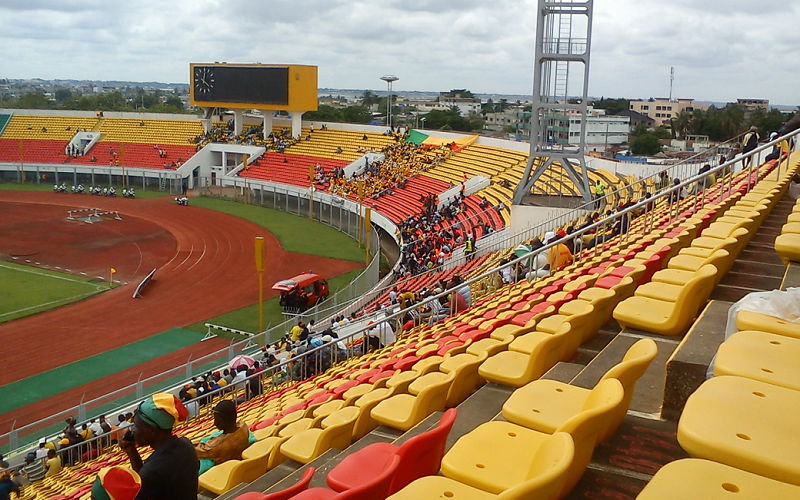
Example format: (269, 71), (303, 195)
(0, 191), (363, 435)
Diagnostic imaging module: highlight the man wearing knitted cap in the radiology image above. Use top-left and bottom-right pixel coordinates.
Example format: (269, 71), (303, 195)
(119, 393), (198, 500)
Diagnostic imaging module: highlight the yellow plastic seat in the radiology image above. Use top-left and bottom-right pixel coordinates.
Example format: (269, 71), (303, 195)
(342, 383), (374, 405)
(652, 250), (730, 286)
(775, 233), (800, 265)
(351, 387), (395, 440)
(278, 418), (316, 438)
(370, 371), (455, 431)
(782, 222), (800, 234)
(636, 458), (800, 500)
(384, 371), (419, 394)
(677, 228), (746, 260)
(502, 338), (657, 442)
(677, 375), (800, 485)
(386, 432), (574, 500)
(713, 330), (800, 391)
(478, 323), (571, 388)
(466, 336), (514, 357)
(699, 218), (755, 241)
(439, 351), (489, 407)
(407, 371), (450, 395)
(411, 355), (444, 375)
(573, 287), (619, 333)
(442, 379), (623, 497)
(280, 406), (360, 464)
(312, 400), (346, 418)
(199, 442), (274, 495)
(736, 310), (800, 340)
(512, 304), (594, 360)
(242, 435), (289, 471)
(613, 265), (717, 336)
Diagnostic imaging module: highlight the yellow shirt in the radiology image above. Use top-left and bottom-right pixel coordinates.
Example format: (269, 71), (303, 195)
(45, 456), (62, 477)
(547, 243), (573, 270)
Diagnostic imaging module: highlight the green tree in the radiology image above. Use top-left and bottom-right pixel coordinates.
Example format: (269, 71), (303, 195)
(630, 132), (662, 155)
(17, 93), (52, 109)
(671, 110), (691, 139)
(591, 97), (630, 115)
(361, 90), (379, 107)
(164, 95), (183, 110)
(304, 104), (344, 122)
(341, 105), (372, 123)
(746, 107), (785, 137)
(420, 108), (483, 132)
(54, 88), (72, 105)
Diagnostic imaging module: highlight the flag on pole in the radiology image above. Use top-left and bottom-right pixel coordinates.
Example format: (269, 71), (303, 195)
(110, 268), (117, 274)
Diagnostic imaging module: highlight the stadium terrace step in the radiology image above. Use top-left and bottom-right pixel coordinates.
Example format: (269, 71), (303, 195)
(0, 138), (196, 169)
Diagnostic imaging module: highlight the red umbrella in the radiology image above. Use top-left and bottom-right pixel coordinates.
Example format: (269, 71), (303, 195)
(229, 354), (255, 370)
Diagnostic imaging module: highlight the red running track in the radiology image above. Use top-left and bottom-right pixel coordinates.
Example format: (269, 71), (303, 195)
(0, 191), (363, 432)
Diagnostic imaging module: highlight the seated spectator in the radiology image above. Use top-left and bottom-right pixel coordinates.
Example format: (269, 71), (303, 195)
(20, 452), (45, 484)
(427, 295), (451, 325)
(195, 400), (256, 475)
(543, 231), (573, 270)
(0, 472), (19, 499)
(119, 393), (198, 498)
(44, 449), (62, 477)
(450, 275), (472, 308)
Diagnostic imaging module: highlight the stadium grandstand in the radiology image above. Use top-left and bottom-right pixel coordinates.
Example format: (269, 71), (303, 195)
(0, 95), (798, 500)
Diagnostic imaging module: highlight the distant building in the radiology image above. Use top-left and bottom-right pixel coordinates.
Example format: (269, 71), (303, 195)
(737, 98), (769, 119)
(566, 108), (630, 151)
(486, 106), (629, 151)
(628, 98), (708, 127)
(615, 110), (655, 130)
(411, 91), (482, 117)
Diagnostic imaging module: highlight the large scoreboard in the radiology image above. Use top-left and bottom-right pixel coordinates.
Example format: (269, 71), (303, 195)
(190, 63), (318, 112)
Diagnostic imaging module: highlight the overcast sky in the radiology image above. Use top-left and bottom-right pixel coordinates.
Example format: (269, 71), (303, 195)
(1, 0), (798, 105)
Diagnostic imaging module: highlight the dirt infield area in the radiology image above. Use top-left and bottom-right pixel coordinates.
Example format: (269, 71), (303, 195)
(0, 191), (363, 388)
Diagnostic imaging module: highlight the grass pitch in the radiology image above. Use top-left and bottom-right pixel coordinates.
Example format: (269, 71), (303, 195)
(191, 197), (366, 262)
(0, 261), (106, 323)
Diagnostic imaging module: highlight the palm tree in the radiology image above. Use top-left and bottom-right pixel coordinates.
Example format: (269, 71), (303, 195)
(671, 110), (691, 139)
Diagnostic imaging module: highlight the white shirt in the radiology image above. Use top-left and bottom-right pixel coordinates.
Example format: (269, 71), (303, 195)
(458, 285), (472, 308)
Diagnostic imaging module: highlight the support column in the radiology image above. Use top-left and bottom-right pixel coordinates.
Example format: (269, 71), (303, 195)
(261, 111), (274, 140)
(290, 112), (303, 138)
(201, 107), (213, 134)
(233, 109), (244, 136)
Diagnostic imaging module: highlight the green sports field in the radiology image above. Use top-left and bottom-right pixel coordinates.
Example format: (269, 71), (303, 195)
(0, 260), (107, 323)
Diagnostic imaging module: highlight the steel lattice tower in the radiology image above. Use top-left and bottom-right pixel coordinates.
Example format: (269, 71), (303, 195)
(514, 0), (594, 205)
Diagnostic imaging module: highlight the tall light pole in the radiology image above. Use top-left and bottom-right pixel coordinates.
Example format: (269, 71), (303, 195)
(380, 75), (398, 130)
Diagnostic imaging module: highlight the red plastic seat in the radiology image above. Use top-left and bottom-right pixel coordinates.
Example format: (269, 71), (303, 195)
(327, 409), (457, 495)
(608, 266), (636, 278)
(252, 414), (282, 430)
(356, 369), (381, 383)
(307, 392), (334, 406)
(232, 467), (316, 500)
(332, 380), (359, 398)
(291, 455), (400, 500)
(367, 370), (396, 384)
(437, 341), (465, 356)
(458, 329), (491, 343)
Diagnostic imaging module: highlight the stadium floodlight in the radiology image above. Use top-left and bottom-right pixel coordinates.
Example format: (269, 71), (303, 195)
(380, 75), (399, 130)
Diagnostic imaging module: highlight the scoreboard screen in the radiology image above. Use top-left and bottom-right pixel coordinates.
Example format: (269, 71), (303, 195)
(193, 65), (289, 105)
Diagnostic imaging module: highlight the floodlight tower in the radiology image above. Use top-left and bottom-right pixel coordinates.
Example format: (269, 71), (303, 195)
(513, 0), (595, 205)
(381, 75), (399, 130)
